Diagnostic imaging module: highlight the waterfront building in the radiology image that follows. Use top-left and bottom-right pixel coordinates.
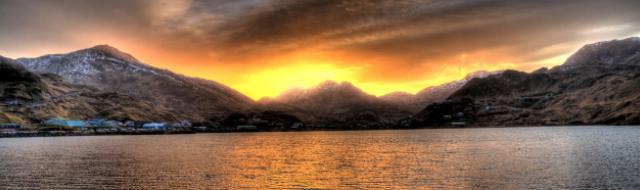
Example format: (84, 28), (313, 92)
(88, 118), (119, 128)
(0, 123), (20, 133)
(236, 125), (258, 131)
(142, 122), (167, 130)
(44, 118), (89, 128)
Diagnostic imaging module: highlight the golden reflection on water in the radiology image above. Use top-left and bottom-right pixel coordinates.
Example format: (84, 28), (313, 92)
(223, 132), (444, 189)
(1, 127), (640, 189)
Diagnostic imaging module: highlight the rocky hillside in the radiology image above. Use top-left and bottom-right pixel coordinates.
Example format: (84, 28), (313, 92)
(0, 56), (178, 126)
(411, 37), (640, 127)
(380, 70), (500, 112)
(259, 81), (412, 129)
(7, 38), (640, 129)
(15, 45), (254, 121)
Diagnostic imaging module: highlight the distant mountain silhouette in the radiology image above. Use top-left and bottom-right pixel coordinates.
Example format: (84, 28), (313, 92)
(259, 81), (412, 129)
(380, 70), (501, 112)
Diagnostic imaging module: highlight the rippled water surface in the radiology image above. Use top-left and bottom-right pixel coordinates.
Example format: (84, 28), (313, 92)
(2, 126), (640, 189)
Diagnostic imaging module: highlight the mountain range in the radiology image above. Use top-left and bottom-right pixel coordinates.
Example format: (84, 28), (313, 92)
(2, 37), (640, 129)
(411, 37), (640, 127)
(258, 81), (412, 129)
(379, 70), (500, 112)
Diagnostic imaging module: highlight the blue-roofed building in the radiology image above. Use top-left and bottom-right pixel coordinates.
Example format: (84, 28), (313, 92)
(0, 123), (20, 129)
(0, 123), (20, 133)
(88, 118), (119, 128)
(44, 118), (89, 128)
(142, 122), (167, 130)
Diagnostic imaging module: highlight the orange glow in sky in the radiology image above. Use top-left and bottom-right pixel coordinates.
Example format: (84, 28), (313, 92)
(141, 50), (555, 100)
(0, 41), (583, 100)
(2, 0), (639, 100)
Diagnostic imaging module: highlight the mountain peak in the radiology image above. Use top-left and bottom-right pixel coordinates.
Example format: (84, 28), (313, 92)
(15, 44), (152, 81)
(89, 44), (118, 51)
(316, 80), (340, 87)
(272, 80), (372, 104)
(309, 80), (363, 94)
(463, 70), (498, 81)
(314, 80), (354, 89)
(79, 44), (139, 63)
(381, 91), (413, 97)
(563, 37), (640, 67)
(379, 91), (415, 101)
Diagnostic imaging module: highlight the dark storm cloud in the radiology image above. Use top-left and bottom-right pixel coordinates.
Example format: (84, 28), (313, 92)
(2, 0), (640, 67)
(347, 0), (640, 63)
(195, 0), (640, 63)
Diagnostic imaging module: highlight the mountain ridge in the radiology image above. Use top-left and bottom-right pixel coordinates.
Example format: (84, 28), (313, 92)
(411, 37), (640, 127)
(379, 70), (502, 112)
(6, 37), (640, 129)
(258, 80), (412, 128)
(14, 45), (254, 122)
(0, 56), (179, 124)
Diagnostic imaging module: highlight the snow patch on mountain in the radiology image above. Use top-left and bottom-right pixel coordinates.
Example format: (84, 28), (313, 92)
(15, 45), (183, 84)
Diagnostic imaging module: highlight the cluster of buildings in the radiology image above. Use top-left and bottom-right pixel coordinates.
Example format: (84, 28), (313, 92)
(0, 118), (198, 137)
(38, 118), (193, 132)
(0, 123), (21, 133)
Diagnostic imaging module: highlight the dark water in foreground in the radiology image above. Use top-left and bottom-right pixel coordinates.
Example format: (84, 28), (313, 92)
(1, 126), (640, 189)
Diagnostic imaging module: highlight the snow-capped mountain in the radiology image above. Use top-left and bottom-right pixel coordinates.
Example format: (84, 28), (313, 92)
(15, 45), (254, 121)
(16, 45), (178, 86)
(1, 55), (180, 123)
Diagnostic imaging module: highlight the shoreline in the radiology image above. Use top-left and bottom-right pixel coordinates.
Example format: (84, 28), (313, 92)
(0, 130), (195, 138)
(1, 125), (635, 138)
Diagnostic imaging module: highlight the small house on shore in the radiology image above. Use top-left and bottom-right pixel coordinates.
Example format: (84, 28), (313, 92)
(88, 118), (119, 128)
(290, 122), (303, 130)
(170, 120), (192, 128)
(44, 118), (89, 128)
(142, 122), (167, 130)
(123, 120), (135, 128)
(0, 123), (20, 133)
(236, 125), (258, 131)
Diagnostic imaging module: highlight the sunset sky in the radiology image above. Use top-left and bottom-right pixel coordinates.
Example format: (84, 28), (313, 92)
(1, 0), (640, 99)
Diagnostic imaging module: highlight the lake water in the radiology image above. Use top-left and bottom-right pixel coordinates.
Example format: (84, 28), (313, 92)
(1, 126), (640, 189)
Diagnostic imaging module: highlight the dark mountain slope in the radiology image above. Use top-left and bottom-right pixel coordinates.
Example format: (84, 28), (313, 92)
(411, 37), (640, 127)
(380, 70), (500, 112)
(15, 45), (254, 121)
(0, 56), (178, 125)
